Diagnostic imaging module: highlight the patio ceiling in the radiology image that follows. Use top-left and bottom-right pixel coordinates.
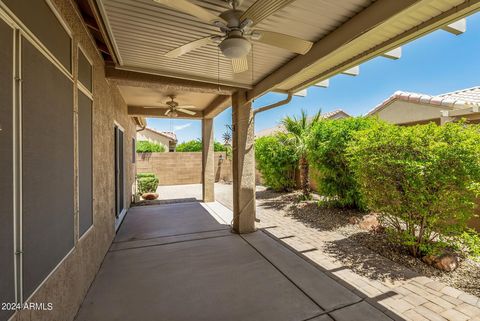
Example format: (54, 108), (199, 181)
(92, 0), (480, 118)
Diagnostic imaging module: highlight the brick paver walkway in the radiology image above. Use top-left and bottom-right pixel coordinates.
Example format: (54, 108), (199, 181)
(254, 200), (480, 321)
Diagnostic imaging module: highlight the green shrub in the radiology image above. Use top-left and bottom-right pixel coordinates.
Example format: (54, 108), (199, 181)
(457, 229), (480, 262)
(176, 139), (228, 152)
(307, 117), (379, 209)
(137, 176), (159, 194)
(136, 140), (165, 153)
(255, 134), (298, 191)
(348, 122), (480, 257)
(136, 172), (155, 179)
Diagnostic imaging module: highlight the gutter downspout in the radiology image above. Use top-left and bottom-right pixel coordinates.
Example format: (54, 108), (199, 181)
(253, 92), (293, 117)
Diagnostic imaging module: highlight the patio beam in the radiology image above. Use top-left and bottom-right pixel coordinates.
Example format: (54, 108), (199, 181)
(314, 79), (329, 88)
(232, 90), (256, 234)
(203, 95), (232, 119)
(202, 118), (215, 203)
(341, 66), (360, 76)
(286, 1), (480, 93)
(246, 0), (419, 101)
(106, 65), (238, 95)
(441, 18), (467, 35)
(128, 106), (203, 119)
(381, 47), (402, 60)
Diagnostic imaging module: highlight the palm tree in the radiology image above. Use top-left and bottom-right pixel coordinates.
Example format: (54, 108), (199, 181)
(281, 109), (322, 198)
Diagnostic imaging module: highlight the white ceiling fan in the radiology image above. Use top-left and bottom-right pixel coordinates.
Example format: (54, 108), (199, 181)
(144, 95), (197, 117)
(153, 0), (313, 73)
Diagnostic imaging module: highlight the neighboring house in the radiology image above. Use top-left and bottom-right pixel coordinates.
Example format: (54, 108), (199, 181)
(367, 86), (480, 125)
(255, 109), (351, 138)
(137, 127), (178, 152)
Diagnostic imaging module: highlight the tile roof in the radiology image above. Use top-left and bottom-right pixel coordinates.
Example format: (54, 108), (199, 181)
(255, 109), (350, 138)
(367, 86), (480, 116)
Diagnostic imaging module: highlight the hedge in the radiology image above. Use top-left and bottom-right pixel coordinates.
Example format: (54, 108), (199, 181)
(176, 139), (228, 152)
(255, 134), (298, 191)
(307, 117), (379, 209)
(136, 140), (165, 153)
(347, 122), (480, 257)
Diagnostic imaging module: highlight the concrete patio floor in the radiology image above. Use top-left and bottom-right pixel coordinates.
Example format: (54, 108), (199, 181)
(74, 201), (399, 321)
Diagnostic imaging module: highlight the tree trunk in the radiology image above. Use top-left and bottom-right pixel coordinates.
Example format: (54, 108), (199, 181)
(299, 155), (310, 198)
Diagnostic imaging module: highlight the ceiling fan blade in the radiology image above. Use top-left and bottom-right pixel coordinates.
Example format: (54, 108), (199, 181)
(177, 105), (197, 109)
(252, 30), (313, 54)
(153, 0), (226, 24)
(164, 109), (171, 116)
(231, 57), (248, 74)
(241, 0), (296, 27)
(177, 108), (197, 116)
(165, 36), (215, 58)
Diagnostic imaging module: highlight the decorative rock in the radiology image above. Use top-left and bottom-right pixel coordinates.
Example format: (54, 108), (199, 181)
(422, 253), (459, 272)
(358, 213), (380, 231)
(142, 193), (159, 200)
(348, 216), (360, 225)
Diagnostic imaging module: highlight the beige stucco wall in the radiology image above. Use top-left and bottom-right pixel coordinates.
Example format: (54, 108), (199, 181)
(137, 152), (232, 186)
(374, 100), (448, 125)
(8, 1), (136, 320)
(137, 129), (173, 152)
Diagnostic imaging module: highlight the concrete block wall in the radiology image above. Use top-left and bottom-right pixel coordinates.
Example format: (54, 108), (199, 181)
(137, 152), (232, 186)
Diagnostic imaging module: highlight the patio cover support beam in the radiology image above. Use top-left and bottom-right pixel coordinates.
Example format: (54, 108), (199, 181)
(246, 0), (419, 101)
(128, 106), (203, 119)
(202, 118), (215, 202)
(441, 18), (467, 35)
(232, 90), (256, 234)
(106, 65), (237, 95)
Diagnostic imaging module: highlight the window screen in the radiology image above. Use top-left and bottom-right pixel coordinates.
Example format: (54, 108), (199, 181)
(78, 49), (92, 92)
(21, 37), (74, 299)
(78, 91), (93, 236)
(3, 0), (71, 71)
(0, 18), (15, 321)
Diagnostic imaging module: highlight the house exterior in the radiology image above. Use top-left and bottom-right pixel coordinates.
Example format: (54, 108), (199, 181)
(137, 127), (177, 152)
(255, 109), (351, 138)
(0, 0), (478, 320)
(367, 86), (480, 125)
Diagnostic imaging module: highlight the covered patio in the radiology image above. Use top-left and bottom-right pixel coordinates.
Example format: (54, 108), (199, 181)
(75, 201), (395, 321)
(1, 0), (479, 320)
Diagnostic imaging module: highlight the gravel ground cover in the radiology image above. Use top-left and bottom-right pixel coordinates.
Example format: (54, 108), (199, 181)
(255, 188), (480, 297)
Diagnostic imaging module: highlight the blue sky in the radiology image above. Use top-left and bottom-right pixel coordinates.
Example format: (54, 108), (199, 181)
(147, 12), (480, 143)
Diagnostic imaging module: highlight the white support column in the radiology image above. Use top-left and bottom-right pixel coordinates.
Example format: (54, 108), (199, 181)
(202, 118), (215, 202)
(232, 90), (256, 234)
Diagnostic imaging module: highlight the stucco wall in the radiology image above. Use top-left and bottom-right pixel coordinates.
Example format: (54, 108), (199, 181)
(137, 152), (232, 186)
(375, 100), (447, 125)
(6, 0), (136, 320)
(137, 129), (173, 152)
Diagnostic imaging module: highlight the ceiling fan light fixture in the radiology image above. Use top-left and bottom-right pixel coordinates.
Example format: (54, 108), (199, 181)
(219, 36), (251, 59)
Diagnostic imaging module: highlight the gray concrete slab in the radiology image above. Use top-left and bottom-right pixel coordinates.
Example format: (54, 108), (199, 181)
(330, 301), (394, 321)
(242, 232), (362, 311)
(115, 202), (228, 242)
(76, 202), (399, 321)
(75, 234), (323, 321)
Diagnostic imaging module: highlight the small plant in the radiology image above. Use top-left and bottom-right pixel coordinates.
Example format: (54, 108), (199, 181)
(255, 134), (298, 192)
(136, 140), (166, 153)
(137, 173), (159, 194)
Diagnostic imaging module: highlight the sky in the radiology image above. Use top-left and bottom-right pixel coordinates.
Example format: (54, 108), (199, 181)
(147, 12), (480, 143)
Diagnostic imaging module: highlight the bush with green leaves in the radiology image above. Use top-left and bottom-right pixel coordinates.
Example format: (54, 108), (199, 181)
(176, 139), (227, 152)
(347, 122), (480, 257)
(255, 134), (298, 191)
(136, 140), (166, 153)
(307, 117), (379, 209)
(136, 172), (159, 194)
